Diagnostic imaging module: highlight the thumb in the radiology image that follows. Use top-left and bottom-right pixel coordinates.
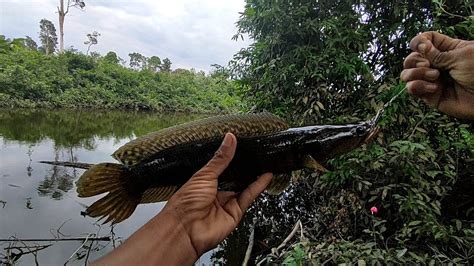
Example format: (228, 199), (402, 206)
(194, 133), (237, 179)
(418, 40), (458, 70)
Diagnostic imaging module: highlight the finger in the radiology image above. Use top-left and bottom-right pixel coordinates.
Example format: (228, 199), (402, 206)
(237, 173), (273, 211)
(409, 32), (460, 69)
(406, 80), (439, 96)
(217, 191), (237, 205)
(410, 31), (460, 53)
(403, 52), (430, 69)
(400, 67), (439, 82)
(193, 133), (237, 180)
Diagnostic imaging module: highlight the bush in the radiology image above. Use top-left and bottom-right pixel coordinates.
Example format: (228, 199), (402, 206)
(0, 46), (244, 113)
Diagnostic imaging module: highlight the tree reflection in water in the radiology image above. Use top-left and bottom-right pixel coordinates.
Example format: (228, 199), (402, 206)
(0, 109), (205, 265)
(0, 109), (203, 201)
(37, 148), (78, 200)
(212, 180), (319, 265)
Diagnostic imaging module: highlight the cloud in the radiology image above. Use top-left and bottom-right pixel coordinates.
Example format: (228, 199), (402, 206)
(0, 0), (251, 71)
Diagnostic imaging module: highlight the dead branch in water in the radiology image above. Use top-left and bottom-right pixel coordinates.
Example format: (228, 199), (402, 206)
(0, 237), (111, 242)
(2, 239), (53, 265)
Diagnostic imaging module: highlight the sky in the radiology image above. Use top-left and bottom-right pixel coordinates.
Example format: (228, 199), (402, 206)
(0, 0), (251, 72)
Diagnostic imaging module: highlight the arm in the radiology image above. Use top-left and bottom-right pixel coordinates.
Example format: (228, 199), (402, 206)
(93, 133), (273, 265)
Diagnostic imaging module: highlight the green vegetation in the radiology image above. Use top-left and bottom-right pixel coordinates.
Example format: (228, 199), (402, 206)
(215, 0), (473, 264)
(1, 0), (473, 264)
(0, 36), (243, 113)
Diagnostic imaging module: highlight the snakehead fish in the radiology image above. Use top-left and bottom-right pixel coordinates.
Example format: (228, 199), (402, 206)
(42, 112), (379, 223)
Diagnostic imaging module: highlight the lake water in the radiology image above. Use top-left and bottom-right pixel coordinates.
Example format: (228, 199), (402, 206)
(0, 109), (220, 265)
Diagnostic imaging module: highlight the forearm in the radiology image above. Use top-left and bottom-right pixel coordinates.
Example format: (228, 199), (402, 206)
(92, 209), (198, 266)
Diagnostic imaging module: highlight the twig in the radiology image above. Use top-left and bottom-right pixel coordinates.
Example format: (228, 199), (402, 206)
(408, 110), (427, 139)
(0, 237), (110, 242)
(274, 220), (303, 254)
(50, 218), (72, 238)
(84, 240), (94, 266)
(64, 233), (93, 265)
(242, 217), (257, 266)
(3, 244), (52, 251)
(110, 224), (116, 248)
(256, 220), (304, 265)
(3, 244), (52, 265)
(17, 239), (47, 266)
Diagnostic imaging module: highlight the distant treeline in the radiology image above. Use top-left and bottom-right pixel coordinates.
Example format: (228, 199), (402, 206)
(0, 36), (243, 113)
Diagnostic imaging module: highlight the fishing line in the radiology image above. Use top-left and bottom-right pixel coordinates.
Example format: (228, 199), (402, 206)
(371, 85), (406, 125)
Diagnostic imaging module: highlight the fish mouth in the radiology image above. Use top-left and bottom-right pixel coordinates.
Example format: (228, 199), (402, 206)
(363, 126), (380, 144)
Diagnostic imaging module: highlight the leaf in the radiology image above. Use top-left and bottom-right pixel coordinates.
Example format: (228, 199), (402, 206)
(415, 127), (427, 133)
(302, 96), (308, 104)
(316, 101), (325, 110)
(396, 248), (407, 258)
(455, 219), (462, 231)
(408, 220), (422, 226)
(382, 188), (388, 200)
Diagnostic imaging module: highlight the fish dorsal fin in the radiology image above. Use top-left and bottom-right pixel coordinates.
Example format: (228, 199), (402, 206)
(113, 112), (288, 166)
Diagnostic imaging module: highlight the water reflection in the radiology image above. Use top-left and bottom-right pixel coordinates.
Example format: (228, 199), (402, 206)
(0, 108), (203, 265)
(0, 108), (202, 148)
(213, 181), (318, 265)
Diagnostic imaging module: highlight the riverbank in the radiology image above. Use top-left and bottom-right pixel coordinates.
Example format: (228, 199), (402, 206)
(0, 42), (244, 114)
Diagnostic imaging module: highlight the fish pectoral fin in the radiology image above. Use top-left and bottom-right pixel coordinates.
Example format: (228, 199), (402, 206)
(291, 170), (303, 183)
(303, 155), (328, 172)
(140, 186), (178, 203)
(267, 173), (292, 195)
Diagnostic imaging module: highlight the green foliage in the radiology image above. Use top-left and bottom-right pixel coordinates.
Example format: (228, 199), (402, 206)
(148, 56), (162, 72)
(103, 51), (120, 64)
(0, 45), (243, 113)
(280, 239), (471, 264)
(218, 0), (474, 264)
(128, 52), (147, 70)
(282, 244), (307, 265)
(39, 19), (57, 55)
(161, 57), (172, 72)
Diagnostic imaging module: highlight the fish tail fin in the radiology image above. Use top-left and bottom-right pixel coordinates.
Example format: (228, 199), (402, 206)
(76, 163), (139, 224)
(39, 161), (93, 169)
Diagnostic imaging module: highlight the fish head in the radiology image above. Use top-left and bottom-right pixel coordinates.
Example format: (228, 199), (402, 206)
(302, 121), (379, 162)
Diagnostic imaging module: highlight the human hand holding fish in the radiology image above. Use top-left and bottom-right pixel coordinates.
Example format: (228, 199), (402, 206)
(41, 111), (380, 264)
(92, 133), (273, 265)
(401, 31), (474, 120)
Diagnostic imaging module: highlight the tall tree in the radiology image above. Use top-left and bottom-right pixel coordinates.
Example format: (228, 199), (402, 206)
(147, 56), (161, 72)
(161, 58), (172, 72)
(104, 51), (120, 64)
(39, 19), (58, 55)
(84, 31), (100, 55)
(129, 52), (147, 70)
(57, 0), (85, 52)
(24, 36), (38, 51)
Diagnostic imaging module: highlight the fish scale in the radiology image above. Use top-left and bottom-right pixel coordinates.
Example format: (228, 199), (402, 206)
(113, 112), (289, 166)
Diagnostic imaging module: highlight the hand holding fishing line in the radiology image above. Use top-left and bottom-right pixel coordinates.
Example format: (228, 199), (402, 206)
(93, 133), (273, 265)
(401, 31), (474, 120)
